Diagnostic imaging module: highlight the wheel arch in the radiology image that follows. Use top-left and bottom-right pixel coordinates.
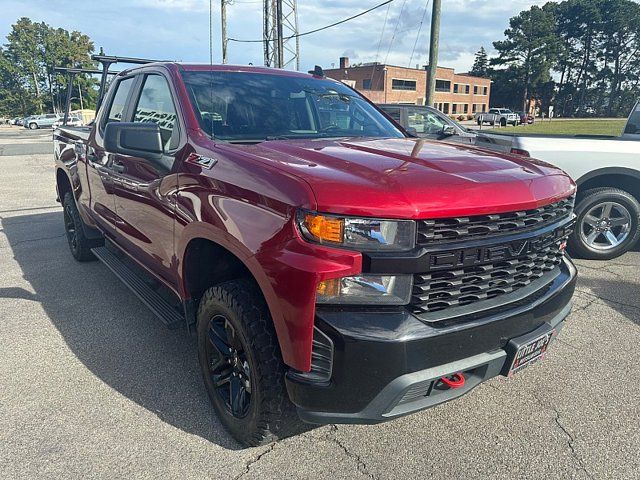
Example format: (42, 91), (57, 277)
(179, 232), (289, 363)
(55, 167), (73, 203)
(575, 168), (640, 202)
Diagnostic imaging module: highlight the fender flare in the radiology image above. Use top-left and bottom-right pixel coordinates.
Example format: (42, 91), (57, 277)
(575, 167), (640, 189)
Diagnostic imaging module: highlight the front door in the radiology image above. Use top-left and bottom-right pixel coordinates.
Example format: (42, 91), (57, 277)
(110, 73), (182, 289)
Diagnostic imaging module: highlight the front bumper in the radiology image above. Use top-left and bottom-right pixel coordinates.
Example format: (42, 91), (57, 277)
(286, 257), (577, 424)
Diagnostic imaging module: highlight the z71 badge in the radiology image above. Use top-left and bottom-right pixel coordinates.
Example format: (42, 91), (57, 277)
(186, 153), (218, 169)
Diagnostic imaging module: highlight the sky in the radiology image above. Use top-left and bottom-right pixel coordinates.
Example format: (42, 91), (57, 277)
(0, 0), (548, 73)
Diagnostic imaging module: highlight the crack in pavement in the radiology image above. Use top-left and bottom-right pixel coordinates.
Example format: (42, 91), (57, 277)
(552, 409), (595, 480)
(325, 425), (378, 479)
(233, 442), (277, 480)
(525, 394), (595, 480)
(575, 287), (640, 312)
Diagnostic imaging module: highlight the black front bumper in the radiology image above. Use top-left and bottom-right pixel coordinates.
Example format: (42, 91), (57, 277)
(286, 257), (577, 424)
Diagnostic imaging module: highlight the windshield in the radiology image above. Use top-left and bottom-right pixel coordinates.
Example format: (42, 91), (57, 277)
(181, 71), (404, 142)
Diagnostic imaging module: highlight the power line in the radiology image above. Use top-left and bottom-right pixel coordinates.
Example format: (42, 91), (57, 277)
(408, 0), (430, 68)
(229, 0), (394, 43)
(368, 1), (392, 90)
(383, 0), (408, 65)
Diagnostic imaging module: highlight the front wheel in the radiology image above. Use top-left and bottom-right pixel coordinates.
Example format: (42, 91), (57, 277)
(197, 279), (309, 447)
(29, 122), (38, 130)
(568, 187), (640, 260)
(500, 118), (507, 127)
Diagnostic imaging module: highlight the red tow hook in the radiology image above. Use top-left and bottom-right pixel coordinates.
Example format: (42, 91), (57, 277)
(438, 373), (465, 389)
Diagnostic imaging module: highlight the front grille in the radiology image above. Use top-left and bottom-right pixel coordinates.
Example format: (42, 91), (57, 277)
(410, 234), (568, 315)
(417, 196), (574, 245)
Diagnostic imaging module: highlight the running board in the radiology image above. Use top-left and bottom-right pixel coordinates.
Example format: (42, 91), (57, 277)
(91, 246), (184, 330)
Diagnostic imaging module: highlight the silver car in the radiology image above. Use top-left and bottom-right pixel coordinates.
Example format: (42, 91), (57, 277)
(24, 114), (62, 130)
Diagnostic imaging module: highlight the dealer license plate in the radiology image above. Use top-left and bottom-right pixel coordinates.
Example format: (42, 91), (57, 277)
(507, 330), (555, 376)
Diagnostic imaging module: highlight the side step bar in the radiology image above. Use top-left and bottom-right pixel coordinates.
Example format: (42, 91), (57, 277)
(92, 246), (184, 330)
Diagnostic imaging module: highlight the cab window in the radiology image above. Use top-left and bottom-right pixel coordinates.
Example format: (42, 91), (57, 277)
(625, 103), (639, 135)
(133, 74), (179, 150)
(104, 77), (135, 126)
(406, 107), (448, 135)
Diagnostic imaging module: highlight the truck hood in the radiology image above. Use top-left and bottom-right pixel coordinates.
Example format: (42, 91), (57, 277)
(227, 137), (575, 219)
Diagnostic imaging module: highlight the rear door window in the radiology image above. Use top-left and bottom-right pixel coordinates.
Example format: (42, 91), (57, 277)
(104, 77), (136, 126)
(381, 107), (402, 124)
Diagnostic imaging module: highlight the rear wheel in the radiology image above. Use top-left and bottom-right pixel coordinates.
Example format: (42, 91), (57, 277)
(197, 279), (309, 447)
(568, 187), (640, 260)
(500, 118), (507, 127)
(62, 192), (97, 262)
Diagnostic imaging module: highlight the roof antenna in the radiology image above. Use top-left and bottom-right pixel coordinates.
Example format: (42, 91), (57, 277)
(308, 65), (325, 77)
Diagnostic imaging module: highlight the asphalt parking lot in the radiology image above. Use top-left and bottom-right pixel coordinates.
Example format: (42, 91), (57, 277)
(1, 126), (639, 479)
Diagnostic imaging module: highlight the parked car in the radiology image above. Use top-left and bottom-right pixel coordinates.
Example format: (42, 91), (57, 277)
(24, 113), (61, 129)
(52, 115), (83, 128)
(476, 100), (640, 260)
(515, 111), (535, 125)
(378, 104), (476, 145)
(476, 108), (519, 127)
(55, 63), (576, 447)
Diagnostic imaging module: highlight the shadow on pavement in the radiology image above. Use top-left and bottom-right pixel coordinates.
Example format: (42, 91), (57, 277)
(577, 274), (640, 326)
(2, 211), (241, 450)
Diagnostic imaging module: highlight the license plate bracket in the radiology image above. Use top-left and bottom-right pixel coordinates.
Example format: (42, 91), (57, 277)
(502, 324), (556, 377)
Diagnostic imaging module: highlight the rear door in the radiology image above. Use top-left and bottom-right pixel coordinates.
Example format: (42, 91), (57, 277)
(85, 75), (138, 238)
(110, 72), (182, 288)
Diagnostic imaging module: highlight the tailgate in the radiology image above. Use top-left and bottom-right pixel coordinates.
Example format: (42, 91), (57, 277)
(475, 133), (515, 154)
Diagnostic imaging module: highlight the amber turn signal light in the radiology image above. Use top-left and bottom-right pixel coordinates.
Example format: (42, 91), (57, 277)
(303, 213), (344, 243)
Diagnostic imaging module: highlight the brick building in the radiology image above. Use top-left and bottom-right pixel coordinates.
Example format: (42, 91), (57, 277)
(324, 57), (492, 117)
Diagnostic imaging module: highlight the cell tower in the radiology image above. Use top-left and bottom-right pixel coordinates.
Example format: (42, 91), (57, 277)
(263, 0), (300, 70)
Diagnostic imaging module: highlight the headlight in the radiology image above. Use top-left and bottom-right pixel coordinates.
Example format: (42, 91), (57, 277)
(297, 211), (416, 252)
(316, 275), (413, 305)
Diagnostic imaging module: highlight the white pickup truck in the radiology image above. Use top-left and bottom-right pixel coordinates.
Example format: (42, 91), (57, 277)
(476, 108), (520, 127)
(476, 101), (640, 260)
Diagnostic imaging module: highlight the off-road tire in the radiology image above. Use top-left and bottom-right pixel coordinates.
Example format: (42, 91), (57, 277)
(63, 192), (97, 262)
(568, 187), (640, 260)
(197, 279), (310, 447)
(500, 118), (507, 127)
(29, 122), (37, 130)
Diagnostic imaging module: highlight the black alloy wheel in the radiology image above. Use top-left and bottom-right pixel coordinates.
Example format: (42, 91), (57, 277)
(205, 314), (252, 418)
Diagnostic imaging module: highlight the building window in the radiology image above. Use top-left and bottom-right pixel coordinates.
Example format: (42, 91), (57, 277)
(392, 79), (417, 91)
(435, 80), (451, 92)
(483, 86), (488, 95)
(463, 104), (469, 114)
(443, 103), (450, 114)
(472, 104), (477, 113)
(453, 83), (459, 93)
(482, 104), (486, 112)
(452, 104), (458, 114)
(473, 85), (479, 95)
(362, 79), (372, 90)
(465, 85), (470, 94)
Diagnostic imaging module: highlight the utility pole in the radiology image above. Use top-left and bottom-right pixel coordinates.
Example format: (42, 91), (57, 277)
(425, 0), (441, 107)
(221, 0), (228, 63)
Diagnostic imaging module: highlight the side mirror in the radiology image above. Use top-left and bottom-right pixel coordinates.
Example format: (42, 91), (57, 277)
(104, 122), (163, 161)
(442, 125), (456, 137)
(406, 127), (418, 137)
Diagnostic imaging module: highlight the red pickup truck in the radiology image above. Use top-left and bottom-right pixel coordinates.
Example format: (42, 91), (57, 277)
(54, 63), (577, 446)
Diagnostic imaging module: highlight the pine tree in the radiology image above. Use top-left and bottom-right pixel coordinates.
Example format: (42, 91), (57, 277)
(470, 47), (489, 77)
